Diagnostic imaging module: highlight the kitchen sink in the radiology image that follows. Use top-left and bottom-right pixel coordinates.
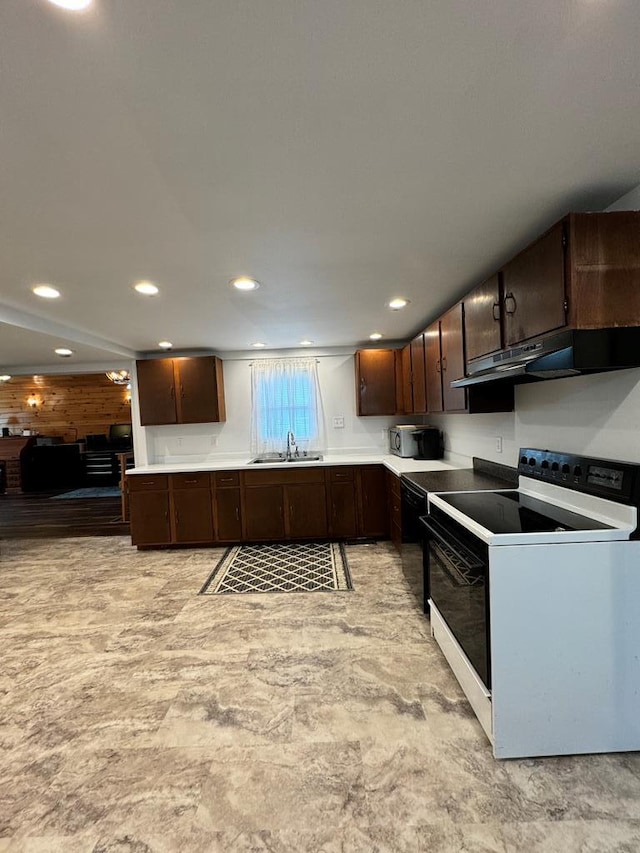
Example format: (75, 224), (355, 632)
(249, 453), (323, 464)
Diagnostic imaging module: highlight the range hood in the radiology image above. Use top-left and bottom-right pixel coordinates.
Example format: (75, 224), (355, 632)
(451, 328), (640, 388)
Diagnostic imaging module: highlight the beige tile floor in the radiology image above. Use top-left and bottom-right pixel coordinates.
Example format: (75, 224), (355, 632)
(1, 536), (640, 852)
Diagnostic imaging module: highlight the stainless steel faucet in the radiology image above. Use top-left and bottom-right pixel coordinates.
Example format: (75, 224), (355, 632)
(286, 430), (297, 459)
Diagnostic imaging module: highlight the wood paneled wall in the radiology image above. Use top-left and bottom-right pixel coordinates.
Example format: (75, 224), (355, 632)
(0, 374), (131, 443)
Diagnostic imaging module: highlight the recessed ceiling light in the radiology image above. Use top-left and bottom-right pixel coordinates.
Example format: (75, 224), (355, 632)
(388, 298), (410, 310)
(134, 281), (159, 296)
(369, 332), (383, 341)
(32, 284), (60, 299)
(299, 339), (314, 346)
(158, 341), (173, 350)
(231, 277), (260, 292)
(251, 342), (266, 348)
(0, 375), (11, 382)
(54, 348), (74, 357)
(47, 0), (93, 10)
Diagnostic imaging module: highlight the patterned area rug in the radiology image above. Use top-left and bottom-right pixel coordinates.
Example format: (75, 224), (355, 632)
(200, 541), (353, 595)
(51, 487), (122, 499)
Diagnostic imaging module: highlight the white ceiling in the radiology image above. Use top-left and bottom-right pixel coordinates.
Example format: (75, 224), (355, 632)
(1, 0), (639, 368)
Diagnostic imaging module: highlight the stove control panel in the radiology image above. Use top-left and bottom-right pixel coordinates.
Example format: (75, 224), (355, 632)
(518, 448), (640, 506)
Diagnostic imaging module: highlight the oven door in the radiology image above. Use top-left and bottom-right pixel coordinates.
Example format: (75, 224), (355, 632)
(400, 481), (428, 609)
(421, 512), (491, 689)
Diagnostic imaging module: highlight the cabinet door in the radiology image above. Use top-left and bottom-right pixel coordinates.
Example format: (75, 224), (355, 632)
(387, 470), (402, 552)
(130, 490), (171, 546)
(136, 359), (177, 426)
(424, 322), (443, 414)
(175, 356), (225, 424)
(286, 484), (328, 539)
(440, 304), (468, 413)
(502, 221), (567, 346)
(464, 274), (502, 362)
(410, 333), (427, 414)
(171, 488), (214, 544)
(328, 482), (358, 538)
(243, 485), (286, 541)
(214, 488), (243, 542)
(400, 344), (413, 414)
(355, 350), (397, 416)
(356, 465), (389, 538)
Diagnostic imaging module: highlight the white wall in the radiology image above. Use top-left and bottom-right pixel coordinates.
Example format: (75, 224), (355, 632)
(136, 352), (420, 464)
(430, 368), (640, 467)
(429, 184), (640, 468)
(606, 184), (640, 211)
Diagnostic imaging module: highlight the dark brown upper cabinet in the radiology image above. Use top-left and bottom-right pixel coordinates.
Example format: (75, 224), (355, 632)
(425, 307), (467, 414)
(464, 274), (503, 364)
(400, 343), (413, 414)
(135, 358), (177, 425)
(355, 349), (398, 416)
(565, 211), (640, 329)
(426, 308), (513, 415)
(136, 355), (226, 426)
(439, 304), (468, 413)
(424, 321), (443, 414)
(502, 221), (567, 347)
(410, 333), (428, 414)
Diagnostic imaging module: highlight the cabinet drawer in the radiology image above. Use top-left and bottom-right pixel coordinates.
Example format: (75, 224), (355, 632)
(244, 467), (325, 486)
(170, 472), (210, 490)
(213, 470), (240, 488)
(128, 474), (168, 491)
(328, 466), (354, 482)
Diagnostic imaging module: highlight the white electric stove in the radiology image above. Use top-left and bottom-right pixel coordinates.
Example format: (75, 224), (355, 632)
(422, 447), (640, 759)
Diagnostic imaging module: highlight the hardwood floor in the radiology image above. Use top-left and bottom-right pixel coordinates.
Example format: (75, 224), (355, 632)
(0, 491), (129, 538)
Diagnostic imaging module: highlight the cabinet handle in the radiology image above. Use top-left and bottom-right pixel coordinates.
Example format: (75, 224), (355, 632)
(441, 357), (447, 372)
(184, 479), (198, 484)
(492, 301), (500, 321)
(170, 385), (175, 399)
(220, 477), (234, 483)
(235, 507), (240, 521)
(435, 359), (441, 374)
(180, 384), (185, 399)
(504, 292), (517, 315)
(142, 480), (156, 486)
(175, 511), (180, 524)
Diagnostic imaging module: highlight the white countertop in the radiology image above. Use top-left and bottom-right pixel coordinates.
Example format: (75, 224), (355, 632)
(127, 453), (459, 478)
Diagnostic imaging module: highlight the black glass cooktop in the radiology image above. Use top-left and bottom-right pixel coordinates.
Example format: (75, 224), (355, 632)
(438, 490), (614, 535)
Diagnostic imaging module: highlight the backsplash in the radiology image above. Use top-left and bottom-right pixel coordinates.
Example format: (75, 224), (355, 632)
(429, 366), (640, 466)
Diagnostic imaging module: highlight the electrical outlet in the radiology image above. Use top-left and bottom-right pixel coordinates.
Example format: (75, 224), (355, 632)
(177, 437), (183, 448)
(332, 416), (344, 429)
(495, 436), (503, 454)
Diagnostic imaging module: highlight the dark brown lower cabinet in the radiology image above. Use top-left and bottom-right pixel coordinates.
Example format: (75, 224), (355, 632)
(171, 487), (214, 543)
(356, 465), (389, 537)
(387, 470), (402, 552)
(215, 487), (243, 542)
(129, 464), (393, 548)
(328, 481), (358, 538)
(243, 485), (286, 541)
(130, 490), (171, 546)
(286, 484), (328, 539)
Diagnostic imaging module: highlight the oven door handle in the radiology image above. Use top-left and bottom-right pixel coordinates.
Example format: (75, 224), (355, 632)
(420, 516), (485, 580)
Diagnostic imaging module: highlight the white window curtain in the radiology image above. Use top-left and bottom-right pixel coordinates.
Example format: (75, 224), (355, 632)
(250, 358), (326, 455)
